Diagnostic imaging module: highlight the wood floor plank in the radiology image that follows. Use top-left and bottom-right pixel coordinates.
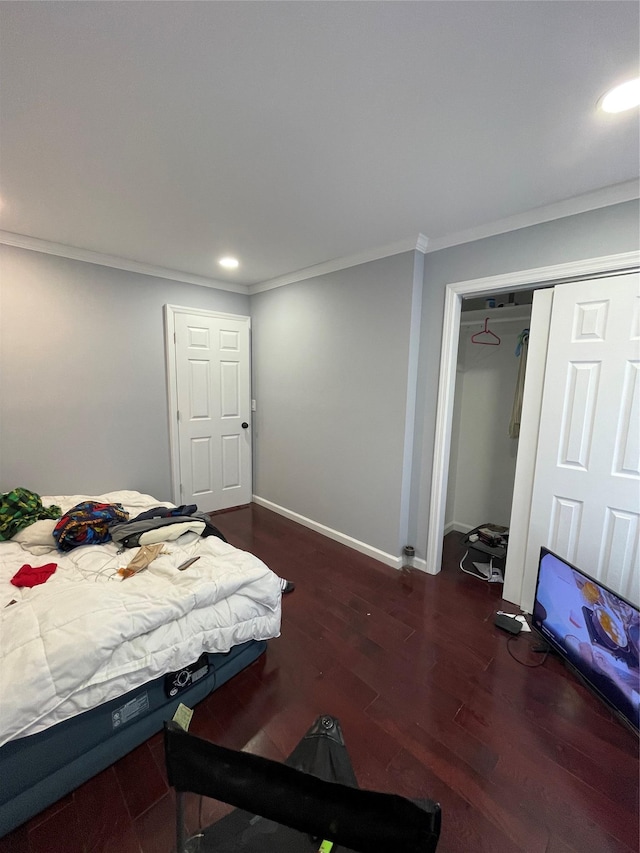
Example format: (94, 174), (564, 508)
(386, 747), (523, 853)
(365, 695), (549, 852)
(456, 686), (638, 812)
(492, 752), (637, 853)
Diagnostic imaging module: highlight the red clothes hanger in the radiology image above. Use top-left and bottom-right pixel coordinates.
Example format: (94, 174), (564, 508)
(471, 317), (501, 345)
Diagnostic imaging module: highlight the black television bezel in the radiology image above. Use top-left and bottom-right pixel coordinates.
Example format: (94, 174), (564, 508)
(531, 546), (639, 736)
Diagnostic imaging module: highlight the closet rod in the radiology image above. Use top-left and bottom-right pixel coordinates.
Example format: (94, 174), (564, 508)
(460, 314), (530, 327)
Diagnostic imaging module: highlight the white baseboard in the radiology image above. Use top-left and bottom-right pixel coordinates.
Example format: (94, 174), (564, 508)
(252, 495), (403, 570)
(412, 556), (433, 575)
(409, 522), (467, 575)
(446, 521), (474, 534)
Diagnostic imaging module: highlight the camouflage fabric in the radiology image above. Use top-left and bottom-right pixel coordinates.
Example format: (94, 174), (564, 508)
(0, 487), (61, 541)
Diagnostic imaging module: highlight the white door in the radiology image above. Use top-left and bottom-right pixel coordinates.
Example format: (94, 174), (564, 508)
(521, 273), (640, 611)
(172, 310), (252, 512)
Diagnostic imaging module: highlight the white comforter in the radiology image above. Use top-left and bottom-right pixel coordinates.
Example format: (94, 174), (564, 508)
(0, 491), (281, 747)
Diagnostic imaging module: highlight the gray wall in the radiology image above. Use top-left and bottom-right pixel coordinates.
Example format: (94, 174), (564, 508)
(1, 199), (637, 565)
(0, 245), (249, 498)
(251, 252), (417, 556)
(410, 199), (640, 562)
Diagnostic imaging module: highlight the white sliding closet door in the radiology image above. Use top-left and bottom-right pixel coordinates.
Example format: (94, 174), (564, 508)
(521, 272), (639, 610)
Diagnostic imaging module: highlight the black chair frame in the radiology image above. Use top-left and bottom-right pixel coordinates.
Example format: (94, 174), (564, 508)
(164, 722), (441, 853)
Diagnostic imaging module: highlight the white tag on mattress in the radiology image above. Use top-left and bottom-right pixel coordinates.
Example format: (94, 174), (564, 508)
(172, 702), (194, 731)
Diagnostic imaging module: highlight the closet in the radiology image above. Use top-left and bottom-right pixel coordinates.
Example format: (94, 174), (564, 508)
(445, 294), (533, 535)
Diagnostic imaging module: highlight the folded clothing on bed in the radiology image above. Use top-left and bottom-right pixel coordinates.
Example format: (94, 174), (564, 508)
(110, 505), (227, 548)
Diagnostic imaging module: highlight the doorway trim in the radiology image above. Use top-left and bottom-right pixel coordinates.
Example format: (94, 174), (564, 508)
(164, 304), (252, 506)
(425, 250), (640, 599)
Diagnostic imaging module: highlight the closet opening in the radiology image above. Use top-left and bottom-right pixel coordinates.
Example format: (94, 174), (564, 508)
(443, 290), (535, 585)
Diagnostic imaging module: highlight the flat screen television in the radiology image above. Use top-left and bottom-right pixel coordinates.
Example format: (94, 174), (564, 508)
(531, 547), (640, 735)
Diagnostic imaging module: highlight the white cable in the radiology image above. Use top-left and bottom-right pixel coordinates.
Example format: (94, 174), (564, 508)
(459, 549), (492, 581)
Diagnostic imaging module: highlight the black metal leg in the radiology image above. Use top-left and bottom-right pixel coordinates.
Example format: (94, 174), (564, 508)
(176, 790), (186, 853)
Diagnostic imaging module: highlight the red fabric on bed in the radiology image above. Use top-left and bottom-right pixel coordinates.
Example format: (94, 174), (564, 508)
(10, 563), (57, 588)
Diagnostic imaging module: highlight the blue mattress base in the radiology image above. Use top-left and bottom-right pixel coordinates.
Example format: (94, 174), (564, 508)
(0, 639), (266, 838)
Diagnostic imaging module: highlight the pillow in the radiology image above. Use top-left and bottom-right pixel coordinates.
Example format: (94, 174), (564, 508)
(12, 519), (58, 555)
(138, 520), (205, 546)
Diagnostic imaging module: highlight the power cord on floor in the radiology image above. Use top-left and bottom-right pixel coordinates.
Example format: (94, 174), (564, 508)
(506, 634), (550, 667)
(459, 549), (492, 580)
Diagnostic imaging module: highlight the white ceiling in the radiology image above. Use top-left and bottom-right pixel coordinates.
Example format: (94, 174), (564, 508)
(0, 1), (638, 288)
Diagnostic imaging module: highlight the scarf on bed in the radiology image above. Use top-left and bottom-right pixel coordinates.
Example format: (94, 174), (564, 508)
(0, 488), (61, 541)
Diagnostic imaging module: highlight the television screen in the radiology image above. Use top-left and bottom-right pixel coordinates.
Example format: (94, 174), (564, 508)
(532, 548), (640, 734)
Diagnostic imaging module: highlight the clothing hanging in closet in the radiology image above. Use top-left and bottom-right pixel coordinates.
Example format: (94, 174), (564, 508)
(509, 328), (529, 438)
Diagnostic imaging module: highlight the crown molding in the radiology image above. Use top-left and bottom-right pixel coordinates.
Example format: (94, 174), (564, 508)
(249, 233), (429, 295)
(248, 180), (638, 294)
(0, 230), (249, 294)
(424, 180), (640, 254)
(415, 233), (430, 253)
(2, 178), (636, 297)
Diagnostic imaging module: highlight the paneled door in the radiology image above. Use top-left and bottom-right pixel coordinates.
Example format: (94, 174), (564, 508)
(522, 273), (639, 608)
(170, 308), (252, 512)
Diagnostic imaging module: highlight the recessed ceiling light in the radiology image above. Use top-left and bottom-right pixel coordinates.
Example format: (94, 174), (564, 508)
(218, 256), (239, 270)
(599, 77), (640, 113)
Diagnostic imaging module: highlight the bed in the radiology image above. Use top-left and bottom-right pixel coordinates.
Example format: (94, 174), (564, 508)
(0, 490), (281, 837)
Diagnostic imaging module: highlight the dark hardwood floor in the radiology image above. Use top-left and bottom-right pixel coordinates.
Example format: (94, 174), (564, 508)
(2, 504), (638, 852)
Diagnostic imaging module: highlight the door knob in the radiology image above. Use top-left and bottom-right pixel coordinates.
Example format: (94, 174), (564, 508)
(241, 422), (249, 429)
